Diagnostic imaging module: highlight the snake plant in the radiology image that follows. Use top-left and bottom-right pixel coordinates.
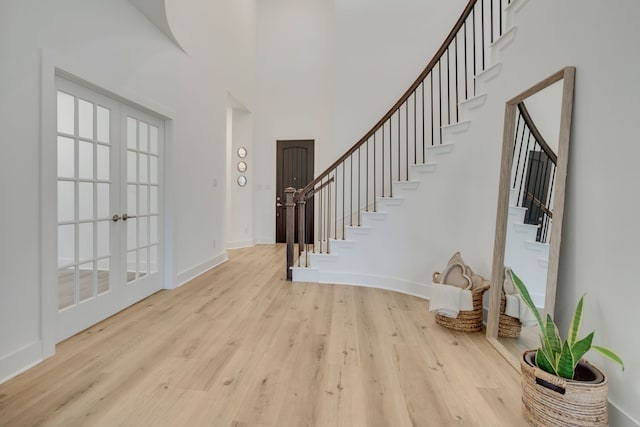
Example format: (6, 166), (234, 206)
(510, 270), (624, 379)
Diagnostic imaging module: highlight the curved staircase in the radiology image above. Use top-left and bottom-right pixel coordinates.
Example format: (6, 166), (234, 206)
(288, 0), (534, 298)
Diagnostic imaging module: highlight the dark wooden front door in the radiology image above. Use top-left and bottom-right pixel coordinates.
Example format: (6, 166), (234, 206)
(523, 150), (552, 241)
(276, 140), (314, 243)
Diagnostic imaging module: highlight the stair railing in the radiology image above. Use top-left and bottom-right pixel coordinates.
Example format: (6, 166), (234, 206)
(510, 102), (557, 244)
(285, 0), (514, 279)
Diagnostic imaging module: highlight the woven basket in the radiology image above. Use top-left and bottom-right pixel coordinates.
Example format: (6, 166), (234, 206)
(499, 294), (522, 338)
(434, 285), (488, 332)
(520, 350), (608, 426)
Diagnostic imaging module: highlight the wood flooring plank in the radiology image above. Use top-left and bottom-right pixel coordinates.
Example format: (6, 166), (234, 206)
(0, 244), (526, 427)
(314, 286), (366, 427)
(352, 287), (414, 427)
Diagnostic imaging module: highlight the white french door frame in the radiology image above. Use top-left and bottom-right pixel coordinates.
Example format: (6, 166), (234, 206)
(39, 51), (175, 362)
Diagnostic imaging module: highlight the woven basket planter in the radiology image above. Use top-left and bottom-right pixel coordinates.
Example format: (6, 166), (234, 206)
(434, 287), (487, 332)
(498, 294), (522, 338)
(520, 350), (608, 426)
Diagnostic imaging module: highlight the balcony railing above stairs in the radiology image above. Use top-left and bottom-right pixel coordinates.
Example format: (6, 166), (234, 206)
(285, 0), (514, 280)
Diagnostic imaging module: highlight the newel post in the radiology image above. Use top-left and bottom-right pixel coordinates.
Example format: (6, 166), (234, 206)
(285, 187), (296, 281)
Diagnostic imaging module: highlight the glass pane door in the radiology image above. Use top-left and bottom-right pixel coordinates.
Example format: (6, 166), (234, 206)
(125, 116), (161, 284)
(56, 90), (115, 311)
(55, 77), (163, 342)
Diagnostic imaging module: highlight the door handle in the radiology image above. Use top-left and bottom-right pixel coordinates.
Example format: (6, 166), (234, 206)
(112, 214), (121, 222)
(122, 214), (137, 221)
(276, 202), (283, 207)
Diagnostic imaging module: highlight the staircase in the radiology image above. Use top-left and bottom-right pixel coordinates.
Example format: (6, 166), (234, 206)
(288, 0), (533, 297)
(505, 189), (549, 307)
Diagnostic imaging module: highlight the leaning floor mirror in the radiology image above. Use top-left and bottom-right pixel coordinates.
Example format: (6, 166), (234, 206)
(486, 67), (576, 369)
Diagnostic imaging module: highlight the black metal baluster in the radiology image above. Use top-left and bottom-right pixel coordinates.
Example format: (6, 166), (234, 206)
(298, 194), (301, 268)
(327, 181), (331, 252)
(405, 101), (409, 168)
(517, 131), (532, 205)
(319, 179), (323, 254)
(464, 20), (468, 99)
(305, 199), (309, 266)
(398, 108), (401, 181)
(447, 48), (451, 125)
(472, 6), (477, 95)
(349, 154), (353, 227)
(540, 154), (551, 242)
(342, 161), (346, 239)
(499, 0), (503, 36)
(373, 133), (376, 212)
(382, 125), (385, 198)
(512, 113), (522, 160)
(490, 0), (494, 43)
(513, 113), (526, 189)
(455, 36), (459, 123)
(358, 148), (361, 225)
(389, 119), (393, 197)
(350, 155), (353, 226)
(333, 166), (338, 240)
(414, 90), (417, 162)
(481, 0), (485, 70)
(546, 164), (557, 243)
(438, 60), (443, 144)
(431, 73), (434, 146)
(366, 141), (369, 212)
(422, 81), (425, 163)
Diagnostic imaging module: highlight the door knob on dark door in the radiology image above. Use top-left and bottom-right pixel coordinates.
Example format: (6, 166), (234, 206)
(276, 202), (283, 207)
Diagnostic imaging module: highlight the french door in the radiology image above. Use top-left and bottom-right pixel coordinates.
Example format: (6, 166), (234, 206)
(55, 77), (163, 342)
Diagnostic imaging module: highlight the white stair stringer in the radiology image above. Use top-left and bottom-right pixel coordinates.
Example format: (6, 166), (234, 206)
(291, 0), (533, 300)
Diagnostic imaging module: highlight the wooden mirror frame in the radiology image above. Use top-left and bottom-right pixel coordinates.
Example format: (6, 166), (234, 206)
(486, 67), (576, 369)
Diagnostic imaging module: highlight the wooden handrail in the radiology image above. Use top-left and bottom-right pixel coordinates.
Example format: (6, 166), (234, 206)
(524, 191), (553, 219)
(517, 102), (558, 164)
(305, 176), (335, 199)
(297, 0), (479, 200)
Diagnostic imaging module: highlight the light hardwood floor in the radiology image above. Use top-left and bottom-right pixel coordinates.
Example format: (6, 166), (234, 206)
(0, 245), (526, 426)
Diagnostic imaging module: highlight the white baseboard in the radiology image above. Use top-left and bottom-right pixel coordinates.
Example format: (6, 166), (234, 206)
(255, 236), (275, 245)
(175, 252), (228, 288)
(609, 400), (640, 427)
(226, 239), (255, 249)
(0, 341), (43, 385)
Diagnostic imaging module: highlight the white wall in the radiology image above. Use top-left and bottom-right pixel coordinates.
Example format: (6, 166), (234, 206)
(454, 1), (640, 423)
(227, 107), (254, 248)
(0, 0), (256, 380)
(253, 0), (335, 243)
(334, 0), (463, 154)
